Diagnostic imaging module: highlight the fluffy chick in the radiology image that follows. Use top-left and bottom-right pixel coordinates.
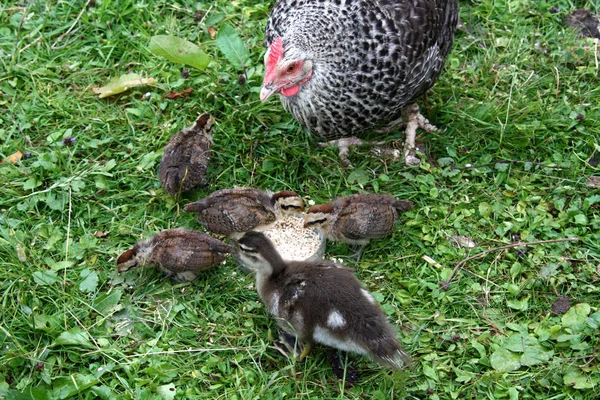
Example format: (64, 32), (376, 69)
(158, 113), (214, 196)
(183, 188), (303, 238)
(117, 228), (233, 281)
(304, 194), (413, 258)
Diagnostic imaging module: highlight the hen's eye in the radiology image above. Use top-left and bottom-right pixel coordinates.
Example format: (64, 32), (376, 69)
(286, 64), (297, 74)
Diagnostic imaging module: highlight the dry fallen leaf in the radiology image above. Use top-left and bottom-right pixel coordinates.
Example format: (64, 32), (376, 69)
(93, 231), (110, 238)
(585, 175), (600, 189)
(208, 26), (217, 39)
(448, 235), (477, 248)
(164, 88), (194, 100)
(92, 74), (157, 98)
(1, 150), (23, 164)
(1, 150), (23, 165)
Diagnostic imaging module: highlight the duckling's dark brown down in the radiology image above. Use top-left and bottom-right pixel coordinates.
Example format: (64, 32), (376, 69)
(237, 231), (409, 369)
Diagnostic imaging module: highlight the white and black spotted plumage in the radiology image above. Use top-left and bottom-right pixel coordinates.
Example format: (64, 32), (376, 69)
(236, 231), (410, 370)
(262, 0), (459, 164)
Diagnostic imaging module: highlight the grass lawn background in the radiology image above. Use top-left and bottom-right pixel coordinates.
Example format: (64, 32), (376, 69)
(1, 0), (599, 398)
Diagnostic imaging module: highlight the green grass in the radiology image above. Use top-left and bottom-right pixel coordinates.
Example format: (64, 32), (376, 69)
(1, 0), (599, 398)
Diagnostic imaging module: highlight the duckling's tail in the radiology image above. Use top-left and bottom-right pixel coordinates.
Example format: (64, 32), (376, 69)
(377, 347), (411, 370)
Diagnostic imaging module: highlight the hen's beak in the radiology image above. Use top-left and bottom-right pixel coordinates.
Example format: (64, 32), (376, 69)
(260, 85), (276, 102)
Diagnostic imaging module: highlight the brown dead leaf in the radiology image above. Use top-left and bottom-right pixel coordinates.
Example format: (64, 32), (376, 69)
(208, 26), (217, 40)
(585, 175), (600, 189)
(93, 231), (110, 238)
(164, 88), (194, 100)
(1, 151), (23, 164)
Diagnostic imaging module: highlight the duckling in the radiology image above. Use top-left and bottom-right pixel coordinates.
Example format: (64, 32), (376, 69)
(183, 188), (304, 238)
(117, 228), (233, 282)
(304, 194), (413, 259)
(236, 231), (410, 370)
(158, 113), (214, 196)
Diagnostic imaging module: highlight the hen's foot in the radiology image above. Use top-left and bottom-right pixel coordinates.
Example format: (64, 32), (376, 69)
(318, 104), (437, 166)
(318, 137), (385, 168)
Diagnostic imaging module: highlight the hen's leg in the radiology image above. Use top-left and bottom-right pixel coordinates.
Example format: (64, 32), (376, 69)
(401, 103), (438, 165)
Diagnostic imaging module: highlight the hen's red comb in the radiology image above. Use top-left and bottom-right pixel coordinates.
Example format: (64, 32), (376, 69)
(269, 38), (284, 66)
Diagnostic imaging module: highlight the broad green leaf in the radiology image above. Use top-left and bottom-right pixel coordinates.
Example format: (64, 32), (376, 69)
(149, 35), (210, 70)
(539, 263), (560, 279)
(505, 333), (538, 353)
(93, 289), (123, 314)
(92, 74), (157, 99)
(50, 260), (74, 271)
(586, 312), (600, 330)
(79, 269), (99, 293)
(573, 214), (588, 225)
(563, 368), (598, 389)
(137, 151), (161, 171)
(54, 327), (94, 348)
(90, 385), (113, 399)
(507, 298), (528, 311)
(422, 364), (438, 380)
(4, 386), (51, 400)
(454, 368), (474, 383)
(157, 383), (177, 400)
(520, 346), (553, 366)
(556, 334), (580, 342)
(33, 314), (61, 332)
(23, 177), (41, 190)
(490, 347), (521, 371)
(52, 374), (99, 399)
(347, 168), (370, 189)
(562, 303), (591, 333)
(33, 270), (61, 286)
(215, 24), (250, 69)
(470, 340), (487, 359)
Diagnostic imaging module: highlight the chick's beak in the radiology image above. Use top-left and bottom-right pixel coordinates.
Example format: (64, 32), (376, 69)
(260, 85), (276, 102)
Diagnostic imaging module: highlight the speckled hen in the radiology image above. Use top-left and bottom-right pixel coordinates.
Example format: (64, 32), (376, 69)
(261, 0), (459, 165)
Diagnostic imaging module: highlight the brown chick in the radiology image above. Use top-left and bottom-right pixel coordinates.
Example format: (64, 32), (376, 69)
(183, 188), (304, 238)
(116, 228), (233, 281)
(304, 194), (413, 259)
(236, 231), (410, 372)
(158, 113), (214, 196)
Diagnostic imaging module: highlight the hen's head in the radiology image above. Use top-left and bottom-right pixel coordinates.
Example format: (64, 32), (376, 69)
(260, 38), (313, 102)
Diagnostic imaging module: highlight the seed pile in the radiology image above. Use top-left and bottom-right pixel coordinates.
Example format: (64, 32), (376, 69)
(263, 215), (323, 261)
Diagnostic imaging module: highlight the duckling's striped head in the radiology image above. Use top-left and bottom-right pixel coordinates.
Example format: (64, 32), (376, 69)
(236, 231), (285, 275)
(272, 190), (304, 215)
(303, 203), (334, 229)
